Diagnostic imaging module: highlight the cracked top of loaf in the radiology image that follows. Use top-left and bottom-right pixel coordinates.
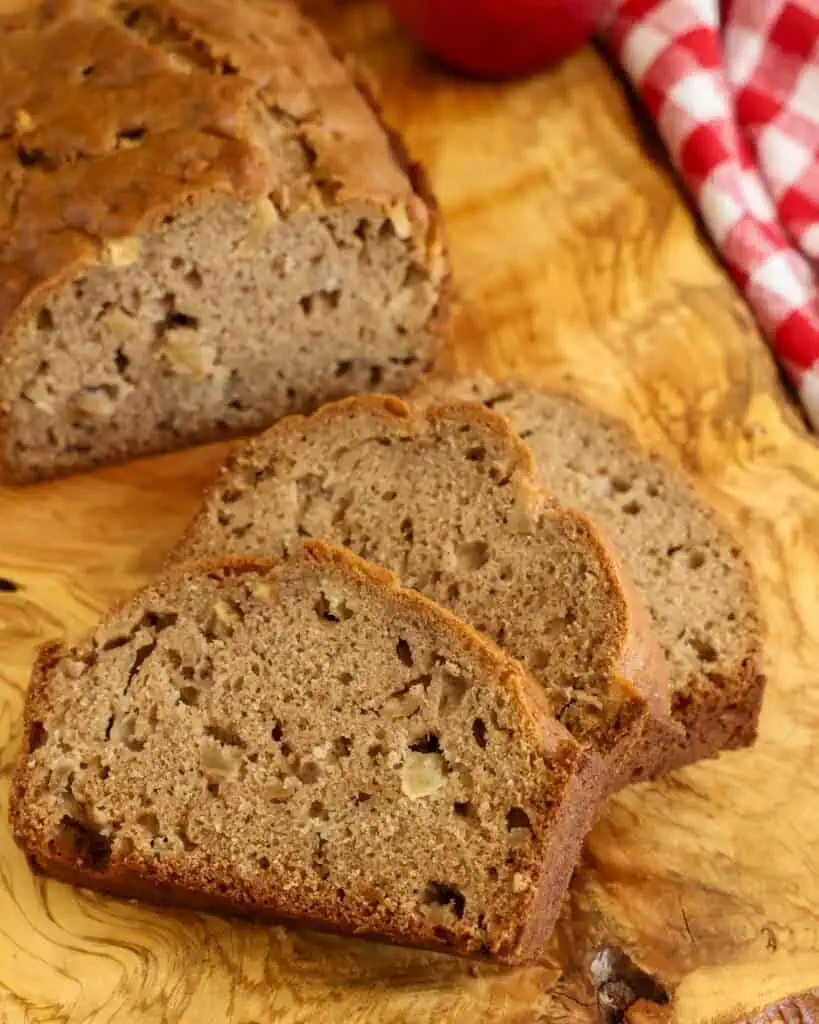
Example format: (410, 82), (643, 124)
(0, 0), (439, 331)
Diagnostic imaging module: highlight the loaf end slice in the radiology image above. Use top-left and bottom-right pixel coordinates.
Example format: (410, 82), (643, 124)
(173, 395), (674, 779)
(11, 541), (603, 964)
(0, 0), (447, 481)
(412, 373), (765, 778)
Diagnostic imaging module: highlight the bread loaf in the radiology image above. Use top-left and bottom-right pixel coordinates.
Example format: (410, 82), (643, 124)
(173, 395), (675, 779)
(413, 374), (765, 777)
(0, 0), (447, 482)
(11, 541), (604, 964)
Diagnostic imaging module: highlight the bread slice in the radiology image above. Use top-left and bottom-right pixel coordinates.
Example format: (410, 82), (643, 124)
(173, 395), (673, 778)
(11, 541), (605, 964)
(0, 0), (447, 482)
(412, 374), (765, 777)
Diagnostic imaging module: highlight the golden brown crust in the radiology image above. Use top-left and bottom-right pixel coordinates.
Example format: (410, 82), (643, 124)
(11, 541), (601, 965)
(0, 0), (450, 481)
(0, 0), (432, 328)
(198, 393), (534, 484)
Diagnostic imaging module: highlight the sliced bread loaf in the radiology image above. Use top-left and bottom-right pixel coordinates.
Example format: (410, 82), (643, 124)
(11, 541), (604, 964)
(413, 374), (765, 777)
(0, 0), (446, 482)
(173, 396), (673, 777)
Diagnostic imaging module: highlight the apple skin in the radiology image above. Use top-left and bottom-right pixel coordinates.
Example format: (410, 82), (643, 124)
(386, 0), (607, 79)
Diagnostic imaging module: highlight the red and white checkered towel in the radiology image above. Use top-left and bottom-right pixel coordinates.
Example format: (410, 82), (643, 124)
(606, 0), (819, 430)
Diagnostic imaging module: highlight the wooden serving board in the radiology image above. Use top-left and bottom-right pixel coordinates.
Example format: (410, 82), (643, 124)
(2, 3), (819, 1021)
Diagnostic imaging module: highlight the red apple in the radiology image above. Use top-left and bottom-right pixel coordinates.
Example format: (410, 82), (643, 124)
(387, 0), (607, 79)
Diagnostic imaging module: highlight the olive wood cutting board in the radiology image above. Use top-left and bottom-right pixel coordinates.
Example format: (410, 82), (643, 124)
(1, 1), (819, 1021)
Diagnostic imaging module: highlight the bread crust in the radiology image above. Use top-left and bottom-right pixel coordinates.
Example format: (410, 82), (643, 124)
(0, 0), (450, 480)
(11, 540), (605, 965)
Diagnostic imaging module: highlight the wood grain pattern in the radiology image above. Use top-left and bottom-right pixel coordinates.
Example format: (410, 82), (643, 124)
(2, 2), (819, 1020)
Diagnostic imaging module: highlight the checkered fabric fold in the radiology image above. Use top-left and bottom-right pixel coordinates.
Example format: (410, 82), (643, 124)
(606, 0), (819, 430)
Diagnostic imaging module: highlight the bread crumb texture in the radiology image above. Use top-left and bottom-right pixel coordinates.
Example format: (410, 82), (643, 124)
(412, 374), (765, 773)
(176, 396), (669, 758)
(11, 545), (594, 963)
